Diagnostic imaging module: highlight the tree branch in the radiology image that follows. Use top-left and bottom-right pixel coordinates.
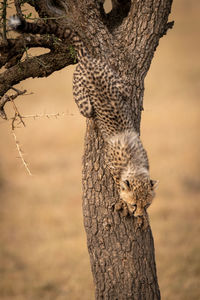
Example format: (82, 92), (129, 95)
(0, 34), (62, 69)
(0, 1), (78, 117)
(0, 47), (74, 96)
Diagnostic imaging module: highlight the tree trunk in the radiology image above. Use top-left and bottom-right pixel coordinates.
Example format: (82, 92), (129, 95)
(83, 121), (160, 299)
(78, 1), (173, 299)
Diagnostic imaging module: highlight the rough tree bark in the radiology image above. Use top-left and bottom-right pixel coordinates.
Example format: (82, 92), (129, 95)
(0, 0), (173, 299)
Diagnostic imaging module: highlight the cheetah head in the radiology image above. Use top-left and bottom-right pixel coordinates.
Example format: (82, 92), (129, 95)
(120, 176), (158, 217)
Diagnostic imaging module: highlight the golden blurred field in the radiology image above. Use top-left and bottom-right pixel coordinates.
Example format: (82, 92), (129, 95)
(0, 0), (200, 299)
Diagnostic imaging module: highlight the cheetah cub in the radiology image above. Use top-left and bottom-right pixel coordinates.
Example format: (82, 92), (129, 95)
(73, 56), (158, 219)
(9, 15), (158, 220)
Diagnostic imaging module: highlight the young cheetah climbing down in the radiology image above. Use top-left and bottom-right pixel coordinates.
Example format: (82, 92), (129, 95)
(73, 51), (158, 218)
(9, 15), (158, 219)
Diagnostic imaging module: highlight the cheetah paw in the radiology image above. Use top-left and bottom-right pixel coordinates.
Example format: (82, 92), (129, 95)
(115, 200), (129, 217)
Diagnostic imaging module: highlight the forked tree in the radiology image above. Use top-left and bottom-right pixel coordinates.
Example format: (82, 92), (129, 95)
(0, 0), (173, 299)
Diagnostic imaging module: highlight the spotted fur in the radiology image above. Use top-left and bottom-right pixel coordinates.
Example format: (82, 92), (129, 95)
(73, 53), (157, 218)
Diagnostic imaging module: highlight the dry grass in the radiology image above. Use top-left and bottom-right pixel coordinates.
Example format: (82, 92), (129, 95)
(0, 1), (200, 299)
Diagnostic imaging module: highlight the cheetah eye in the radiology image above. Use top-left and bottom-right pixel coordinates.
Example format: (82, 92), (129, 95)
(131, 204), (137, 209)
(124, 180), (130, 189)
(120, 180), (131, 191)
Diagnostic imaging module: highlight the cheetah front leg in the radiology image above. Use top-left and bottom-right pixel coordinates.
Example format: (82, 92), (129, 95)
(115, 200), (149, 228)
(115, 199), (136, 217)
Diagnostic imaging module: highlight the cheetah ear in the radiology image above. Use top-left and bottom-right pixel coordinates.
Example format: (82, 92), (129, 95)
(150, 179), (159, 190)
(121, 180), (131, 191)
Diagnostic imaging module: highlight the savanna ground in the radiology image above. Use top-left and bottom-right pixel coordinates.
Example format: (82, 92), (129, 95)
(0, 0), (200, 299)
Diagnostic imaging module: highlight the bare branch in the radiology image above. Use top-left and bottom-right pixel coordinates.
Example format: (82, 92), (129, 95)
(0, 46), (74, 96)
(16, 111), (76, 119)
(5, 111), (76, 123)
(10, 96), (26, 130)
(0, 1), (77, 117)
(0, 38), (74, 119)
(12, 130), (33, 176)
(0, 34), (63, 68)
(0, 95), (9, 119)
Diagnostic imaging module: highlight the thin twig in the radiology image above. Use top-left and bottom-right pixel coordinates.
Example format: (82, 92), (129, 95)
(11, 99), (26, 129)
(12, 130), (33, 176)
(21, 111), (76, 119)
(7, 111), (76, 123)
(0, 94), (9, 119)
(14, 0), (23, 18)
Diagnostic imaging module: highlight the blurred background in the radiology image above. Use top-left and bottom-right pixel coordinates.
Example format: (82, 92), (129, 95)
(0, 0), (199, 299)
